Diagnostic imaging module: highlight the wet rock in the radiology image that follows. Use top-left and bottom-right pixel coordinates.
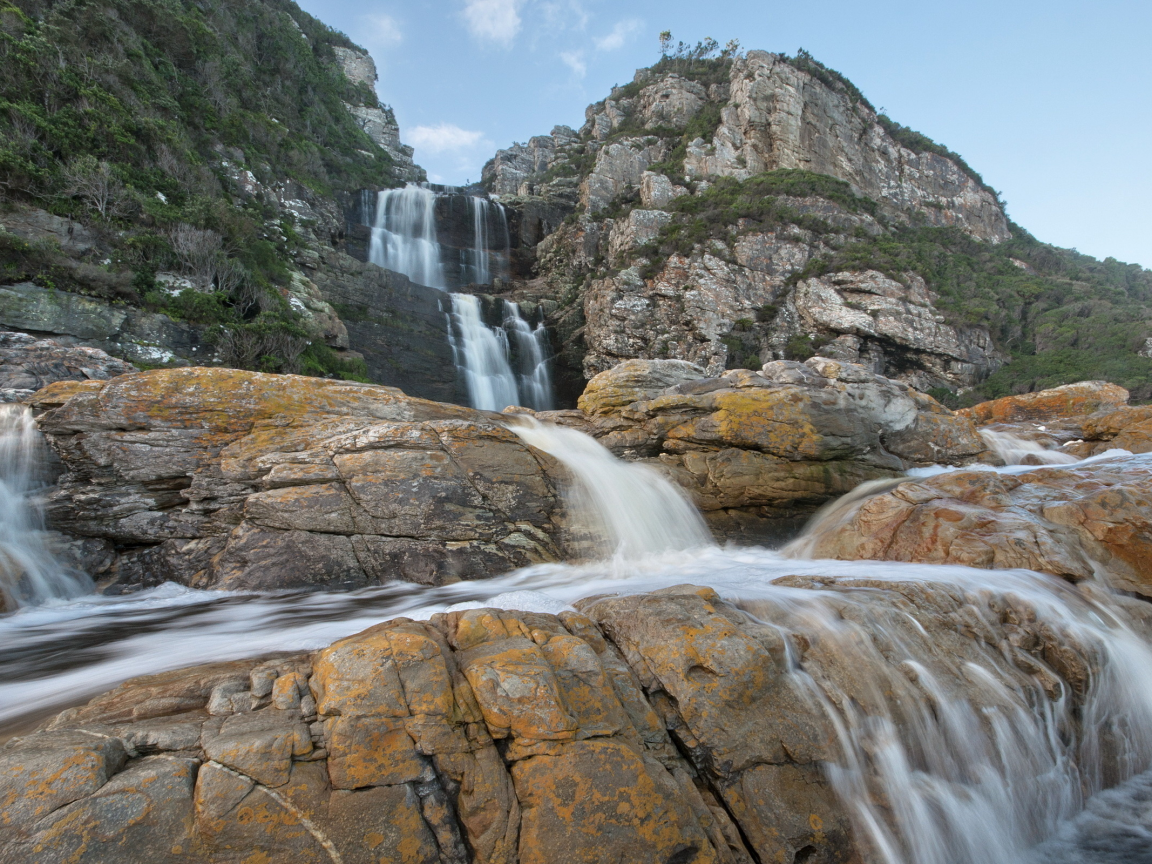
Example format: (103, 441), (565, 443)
(801, 455), (1152, 596)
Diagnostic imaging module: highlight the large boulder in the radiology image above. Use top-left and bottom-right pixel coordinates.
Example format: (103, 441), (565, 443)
(796, 455), (1152, 596)
(568, 357), (985, 543)
(31, 367), (569, 593)
(959, 381), (1130, 425)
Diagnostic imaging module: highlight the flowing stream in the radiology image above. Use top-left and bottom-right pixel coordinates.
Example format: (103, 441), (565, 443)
(3, 418), (1152, 862)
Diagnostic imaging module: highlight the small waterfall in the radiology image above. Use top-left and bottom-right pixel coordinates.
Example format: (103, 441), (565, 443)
(508, 417), (713, 559)
(366, 185), (446, 290)
(503, 300), (554, 410)
(446, 295), (555, 412)
(0, 405), (90, 610)
(980, 429), (1079, 465)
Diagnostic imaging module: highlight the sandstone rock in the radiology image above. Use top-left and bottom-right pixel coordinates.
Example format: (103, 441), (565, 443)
(960, 381), (1130, 425)
(639, 171), (688, 209)
(0, 282), (213, 367)
(579, 139), (667, 214)
(789, 271), (1004, 390)
(577, 358), (983, 543)
(607, 209), (672, 264)
(636, 74), (707, 129)
(0, 330), (136, 393)
(682, 52), (1009, 242)
(0, 207), (96, 255)
(33, 367), (568, 592)
(800, 455), (1152, 596)
(578, 359), (707, 416)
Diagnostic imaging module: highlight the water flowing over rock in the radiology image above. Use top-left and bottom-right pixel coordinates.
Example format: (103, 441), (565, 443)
(5, 565), (1152, 864)
(567, 357), (985, 543)
(360, 185), (511, 292)
(447, 296), (555, 413)
(31, 367), (569, 593)
(788, 454), (1152, 596)
(0, 405), (91, 611)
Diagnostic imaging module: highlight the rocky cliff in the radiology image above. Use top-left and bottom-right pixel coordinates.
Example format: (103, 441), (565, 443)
(483, 50), (1151, 404)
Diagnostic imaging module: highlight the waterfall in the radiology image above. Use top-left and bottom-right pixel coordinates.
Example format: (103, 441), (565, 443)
(446, 293), (519, 412)
(366, 184), (446, 290)
(0, 405), (91, 610)
(503, 300), (554, 410)
(363, 184), (510, 291)
(446, 295), (555, 412)
(980, 429), (1079, 465)
(507, 417), (713, 559)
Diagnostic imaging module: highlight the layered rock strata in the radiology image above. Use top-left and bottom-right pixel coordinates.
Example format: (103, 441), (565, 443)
(0, 330), (135, 402)
(1, 578), (1123, 863)
(31, 367), (567, 593)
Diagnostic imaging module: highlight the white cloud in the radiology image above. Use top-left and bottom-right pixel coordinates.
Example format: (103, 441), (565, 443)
(408, 124), (489, 154)
(560, 50), (586, 78)
(363, 13), (402, 46)
(594, 18), (642, 52)
(462, 0), (525, 47)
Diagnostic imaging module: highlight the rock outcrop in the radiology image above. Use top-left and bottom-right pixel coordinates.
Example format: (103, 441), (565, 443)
(332, 47), (424, 183)
(32, 367), (568, 593)
(797, 454), (1152, 597)
(559, 357), (985, 542)
(681, 52), (1009, 241)
(959, 381), (1131, 426)
(2, 575), (1126, 863)
(0, 330), (135, 402)
(31, 359), (991, 586)
(477, 49), (1025, 400)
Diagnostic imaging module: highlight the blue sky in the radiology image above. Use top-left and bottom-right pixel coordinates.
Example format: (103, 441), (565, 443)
(295, 0), (1152, 268)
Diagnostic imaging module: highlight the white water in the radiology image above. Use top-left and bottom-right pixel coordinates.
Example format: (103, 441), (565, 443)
(509, 417), (713, 559)
(980, 428), (1080, 465)
(4, 411), (1152, 862)
(367, 185), (446, 289)
(0, 405), (90, 609)
(463, 195), (510, 286)
(446, 295), (554, 411)
(364, 185), (510, 291)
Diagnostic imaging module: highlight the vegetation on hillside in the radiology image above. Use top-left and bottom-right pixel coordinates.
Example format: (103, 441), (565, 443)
(0, 0), (396, 377)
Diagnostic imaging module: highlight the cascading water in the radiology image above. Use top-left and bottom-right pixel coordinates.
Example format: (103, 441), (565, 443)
(462, 195), (510, 286)
(366, 185), (446, 289)
(446, 295), (554, 411)
(508, 417), (712, 559)
(980, 428), (1079, 465)
(4, 412), (1152, 860)
(446, 293), (519, 411)
(362, 184), (510, 291)
(0, 405), (91, 609)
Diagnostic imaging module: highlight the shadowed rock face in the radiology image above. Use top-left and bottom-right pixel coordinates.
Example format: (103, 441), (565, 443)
(31, 367), (567, 594)
(0, 330), (136, 403)
(2, 577), (1134, 863)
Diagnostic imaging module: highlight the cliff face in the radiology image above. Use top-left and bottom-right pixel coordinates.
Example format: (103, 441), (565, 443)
(484, 52), (1151, 405)
(0, 0), (439, 389)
